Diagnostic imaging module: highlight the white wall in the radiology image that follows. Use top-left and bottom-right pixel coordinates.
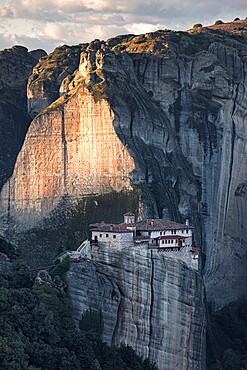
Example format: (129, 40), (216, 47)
(150, 229), (192, 239)
(158, 238), (185, 248)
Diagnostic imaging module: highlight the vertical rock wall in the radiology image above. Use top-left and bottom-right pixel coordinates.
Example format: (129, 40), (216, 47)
(0, 45), (46, 191)
(121, 31), (247, 307)
(67, 246), (206, 370)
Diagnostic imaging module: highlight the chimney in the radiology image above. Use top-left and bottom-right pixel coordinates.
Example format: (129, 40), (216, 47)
(185, 219), (189, 226)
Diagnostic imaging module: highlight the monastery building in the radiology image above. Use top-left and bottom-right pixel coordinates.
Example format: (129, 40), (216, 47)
(89, 213), (199, 269)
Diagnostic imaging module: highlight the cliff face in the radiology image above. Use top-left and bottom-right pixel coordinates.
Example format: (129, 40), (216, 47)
(67, 246), (206, 370)
(0, 46), (46, 191)
(0, 81), (137, 265)
(120, 26), (247, 305)
(0, 22), (247, 306)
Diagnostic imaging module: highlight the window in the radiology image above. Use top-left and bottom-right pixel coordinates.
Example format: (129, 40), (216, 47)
(182, 230), (184, 234)
(100, 234), (102, 238)
(113, 235), (116, 239)
(174, 230), (176, 234)
(176, 240), (178, 244)
(160, 232), (162, 235)
(186, 229), (189, 234)
(165, 240), (167, 244)
(162, 240), (164, 244)
(106, 234), (108, 237)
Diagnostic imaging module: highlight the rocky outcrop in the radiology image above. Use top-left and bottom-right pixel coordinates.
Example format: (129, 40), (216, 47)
(0, 45), (46, 191)
(67, 246), (206, 370)
(27, 44), (87, 118)
(1, 21), (247, 306)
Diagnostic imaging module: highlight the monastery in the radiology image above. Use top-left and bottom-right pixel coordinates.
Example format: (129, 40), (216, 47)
(89, 213), (200, 270)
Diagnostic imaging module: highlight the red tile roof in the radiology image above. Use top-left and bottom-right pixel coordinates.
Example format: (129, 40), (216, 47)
(89, 222), (134, 233)
(191, 247), (201, 252)
(90, 218), (193, 233)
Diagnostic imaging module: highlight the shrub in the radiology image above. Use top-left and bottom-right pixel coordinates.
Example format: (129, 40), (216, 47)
(222, 349), (241, 369)
(215, 20), (224, 25)
(79, 308), (104, 337)
(11, 259), (32, 288)
(49, 256), (71, 281)
(193, 23), (203, 28)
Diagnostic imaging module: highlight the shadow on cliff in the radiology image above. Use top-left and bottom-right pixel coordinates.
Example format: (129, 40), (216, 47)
(13, 190), (140, 268)
(206, 298), (247, 369)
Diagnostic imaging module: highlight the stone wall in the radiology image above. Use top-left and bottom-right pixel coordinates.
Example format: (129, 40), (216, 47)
(92, 230), (134, 248)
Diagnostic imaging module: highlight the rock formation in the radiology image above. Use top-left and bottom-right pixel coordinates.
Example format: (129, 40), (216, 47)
(67, 246), (206, 370)
(27, 44), (86, 118)
(0, 45), (46, 191)
(0, 20), (247, 307)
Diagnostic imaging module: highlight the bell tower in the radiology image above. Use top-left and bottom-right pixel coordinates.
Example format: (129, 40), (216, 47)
(124, 212), (135, 224)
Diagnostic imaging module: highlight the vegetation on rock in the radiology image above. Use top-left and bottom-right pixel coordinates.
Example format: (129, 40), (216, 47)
(0, 258), (157, 370)
(214, 20), (224, 25)
(193, 23), (203, 28)
(29, 44), (86, 89)
(207, 299), (247, 369)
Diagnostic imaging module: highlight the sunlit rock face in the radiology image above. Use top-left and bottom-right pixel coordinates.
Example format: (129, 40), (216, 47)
(0, 81), (136, 266)
(67, 246), (206, 370)
(1, 88), (134, 222)
(0, 45), (46, 191)
(1, 21), (247, 306)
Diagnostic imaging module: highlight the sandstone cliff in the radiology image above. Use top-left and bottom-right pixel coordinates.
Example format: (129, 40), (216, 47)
(0, 45), (46, 191)
(0, 21), (247, 307)
(67, 246), (206, 370)
(0, 73), (137, 265)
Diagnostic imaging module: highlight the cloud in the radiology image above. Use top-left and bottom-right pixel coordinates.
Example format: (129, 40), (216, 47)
(0, 0), (247, 52)
(0, 31), (18, 49)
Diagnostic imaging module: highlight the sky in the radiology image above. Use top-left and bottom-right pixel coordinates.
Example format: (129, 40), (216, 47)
(0, 0), (247, 53)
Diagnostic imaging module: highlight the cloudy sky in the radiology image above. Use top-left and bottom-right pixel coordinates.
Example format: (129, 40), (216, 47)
(0, 0), (247, 53)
